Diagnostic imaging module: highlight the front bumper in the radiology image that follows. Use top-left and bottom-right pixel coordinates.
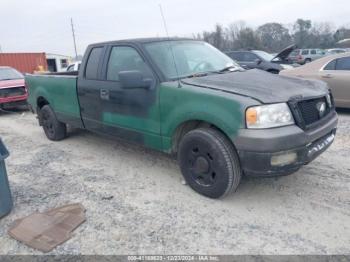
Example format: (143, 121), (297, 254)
(0, 94), (28, 108)
(234, 111), (338, 177)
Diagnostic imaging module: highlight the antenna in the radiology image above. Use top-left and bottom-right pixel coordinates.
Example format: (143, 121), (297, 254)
(70, 18), (78, 60)
(159, 4), (181, 88)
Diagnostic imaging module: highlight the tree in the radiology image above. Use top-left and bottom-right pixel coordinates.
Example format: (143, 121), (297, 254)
(293, 19), (312, 47)
(195, 19), (350, 52)
(257, 23), (292, 52)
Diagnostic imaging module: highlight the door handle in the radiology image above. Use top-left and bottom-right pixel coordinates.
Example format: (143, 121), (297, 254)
(100, 89), (110, 100)
(322, 74), (333, 79)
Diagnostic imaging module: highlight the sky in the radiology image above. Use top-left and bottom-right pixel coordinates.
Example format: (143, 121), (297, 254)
(0, 0), (349, 56)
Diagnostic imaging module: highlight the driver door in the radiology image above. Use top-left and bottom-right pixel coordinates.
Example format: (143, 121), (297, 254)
(80, 44), (162, 149)
(240, 52), (260, 69)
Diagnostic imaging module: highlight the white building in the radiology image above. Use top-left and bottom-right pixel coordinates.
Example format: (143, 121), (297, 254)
(46, 53), (73, 72)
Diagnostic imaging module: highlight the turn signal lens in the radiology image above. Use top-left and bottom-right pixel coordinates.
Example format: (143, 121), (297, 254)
(246, 108), (257, 125)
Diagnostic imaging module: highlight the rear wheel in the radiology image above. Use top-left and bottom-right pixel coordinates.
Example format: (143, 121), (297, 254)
(178, 128), (242, 199)
(39, 105), (67, 141)
(305, 58), (312, 64)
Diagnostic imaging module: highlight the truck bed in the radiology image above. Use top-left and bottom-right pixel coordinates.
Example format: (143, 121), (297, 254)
(26, 73), (83, 127)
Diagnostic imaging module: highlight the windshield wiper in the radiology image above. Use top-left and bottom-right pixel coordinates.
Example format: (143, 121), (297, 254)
(183, 72), (209, 79)
(182, 66), (242, 79)
(218, 65), (242, 73)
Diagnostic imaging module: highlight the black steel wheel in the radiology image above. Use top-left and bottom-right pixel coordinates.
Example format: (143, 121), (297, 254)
(39, 105), (67, 141)
(178, 128), (242, 198)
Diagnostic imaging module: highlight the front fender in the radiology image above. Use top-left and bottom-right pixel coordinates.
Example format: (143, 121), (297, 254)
(160, 83), (244, 151)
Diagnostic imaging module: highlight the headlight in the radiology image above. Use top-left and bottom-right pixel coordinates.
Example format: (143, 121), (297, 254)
(246, 103), (295, 129)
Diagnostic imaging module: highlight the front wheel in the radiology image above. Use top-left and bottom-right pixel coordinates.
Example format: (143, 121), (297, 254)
(178, 128), (242, 199)
(39, 105), (67, 141)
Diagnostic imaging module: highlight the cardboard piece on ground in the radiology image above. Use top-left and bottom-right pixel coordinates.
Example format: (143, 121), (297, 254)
(8, 203), (85, 253)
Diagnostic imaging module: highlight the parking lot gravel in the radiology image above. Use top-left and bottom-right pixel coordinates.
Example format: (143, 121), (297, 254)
(0, 109), (349, 255)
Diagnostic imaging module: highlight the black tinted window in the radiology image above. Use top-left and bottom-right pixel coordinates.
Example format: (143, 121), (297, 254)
(228, 52), (244, 61)
(85, 47), (103, 79)
(335, 57), (350, 70)
(310, 50), (317, 55)
(107, 46), (149, 81)
(324, 59), (336, 70)
(242, 52), (258, 62)
(302, 50), (309, 55)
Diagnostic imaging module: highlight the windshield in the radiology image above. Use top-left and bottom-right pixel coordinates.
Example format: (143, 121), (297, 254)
(144, 40), (240, 79)
(252, 50), (276, 61)
(0, 67), (23, 81)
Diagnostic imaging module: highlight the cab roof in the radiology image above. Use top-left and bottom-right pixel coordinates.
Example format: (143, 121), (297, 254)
(90, 37), (196, 46)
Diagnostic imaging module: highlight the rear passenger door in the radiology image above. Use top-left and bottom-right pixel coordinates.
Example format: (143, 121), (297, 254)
(320, 56), (350, 107)
(78, 46), (105, 131)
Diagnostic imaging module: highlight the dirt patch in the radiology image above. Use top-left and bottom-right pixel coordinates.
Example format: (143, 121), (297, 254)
(0, 109), (349, 255)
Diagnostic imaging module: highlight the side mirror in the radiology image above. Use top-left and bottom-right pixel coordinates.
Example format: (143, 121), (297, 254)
(118, 70), (152, 89)
(255, 59), (262, 65)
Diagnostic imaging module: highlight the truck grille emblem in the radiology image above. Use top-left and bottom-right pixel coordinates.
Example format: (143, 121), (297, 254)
(317, 102), (326, 118)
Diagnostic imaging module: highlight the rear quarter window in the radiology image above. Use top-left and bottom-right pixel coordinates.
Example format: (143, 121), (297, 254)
(85, 47), (103, 79)
(302, 50), (309, 55)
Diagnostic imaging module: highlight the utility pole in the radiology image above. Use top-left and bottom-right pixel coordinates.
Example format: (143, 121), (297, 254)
(70, 18), (78, 60)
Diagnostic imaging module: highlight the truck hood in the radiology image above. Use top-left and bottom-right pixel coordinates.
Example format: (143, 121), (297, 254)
(0, 79), (25, 89)
(272, 44), (297, 61)
(181, 69), (328, 103)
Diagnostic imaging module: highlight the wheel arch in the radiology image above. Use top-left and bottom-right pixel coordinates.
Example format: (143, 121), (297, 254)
(37, 96), (50, 109)
(170, 119), (237, 155)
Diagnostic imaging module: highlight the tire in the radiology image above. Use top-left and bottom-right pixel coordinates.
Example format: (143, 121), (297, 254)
(305, 58), (312, 64)
(39, 105), (67, 141)
(178, 128), (242, 199)
(267, 69), (279, 74)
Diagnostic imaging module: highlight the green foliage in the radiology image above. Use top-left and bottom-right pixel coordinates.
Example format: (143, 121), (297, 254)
(196, 19), (350, 52)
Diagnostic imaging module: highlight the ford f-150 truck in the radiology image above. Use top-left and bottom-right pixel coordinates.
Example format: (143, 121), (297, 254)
(25, 38), (338, 198)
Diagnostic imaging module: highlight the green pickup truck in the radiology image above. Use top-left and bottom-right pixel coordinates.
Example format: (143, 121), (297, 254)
(26, 38), (338, 198)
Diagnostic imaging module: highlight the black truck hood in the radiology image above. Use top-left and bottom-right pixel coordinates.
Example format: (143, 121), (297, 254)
(272, 44), (297, 61)
(181, 69), (328, 104)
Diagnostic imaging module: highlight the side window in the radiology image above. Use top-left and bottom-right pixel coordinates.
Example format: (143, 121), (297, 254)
(242, 52), (258, 62)
(310, 50), (317, 55)
(229, 52), (243, 61)
(302, 50), (309, 55)
(335, 57), (350, 70)
(324, 59), (336, 70)
(61, 59), (68, 68)
(106, 46), (149, 81)
(85, 47), (103, 80)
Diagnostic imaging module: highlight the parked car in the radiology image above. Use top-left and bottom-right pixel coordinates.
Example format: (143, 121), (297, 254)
(326, 48), (347, 55)
(226, 45), (296, 74)
(281, 53), (350, 108)
(288, 49), (326, 64)
(66, 61), (81, 72)
(0, 66), (28, 109)
(26, 38), (337, 198)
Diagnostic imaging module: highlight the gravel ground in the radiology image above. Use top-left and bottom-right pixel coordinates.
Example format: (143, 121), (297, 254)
(0, 109), (349, 255)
